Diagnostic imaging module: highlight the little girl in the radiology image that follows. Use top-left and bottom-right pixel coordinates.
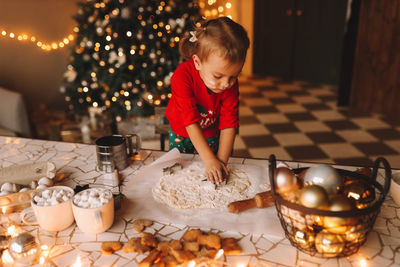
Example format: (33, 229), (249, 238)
(166, 17), (250, 184)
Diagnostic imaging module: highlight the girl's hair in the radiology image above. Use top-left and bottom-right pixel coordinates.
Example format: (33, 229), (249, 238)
(179, 17), (250, 63)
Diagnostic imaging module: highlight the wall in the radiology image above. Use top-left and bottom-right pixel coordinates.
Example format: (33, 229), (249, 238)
(235, 0), (254, 76)
(0, 0), (80, 111)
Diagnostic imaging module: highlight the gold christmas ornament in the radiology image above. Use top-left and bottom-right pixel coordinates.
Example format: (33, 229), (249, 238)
(343, 180), (376, 209)
(299, 185), (329, 209)
(305, 214), (324, 227)
(281, 190), (299, 203)
(315, 231), (345, 257)
(304, 164), (342, 194)
(292, 228), (315, 249)
(274, 167), (299, 195)
(344, 224), (365, 243)
(324, 196), (358, 234)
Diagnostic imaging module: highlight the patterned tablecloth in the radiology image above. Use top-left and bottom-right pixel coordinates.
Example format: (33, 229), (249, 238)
(0, 136), (399, 267)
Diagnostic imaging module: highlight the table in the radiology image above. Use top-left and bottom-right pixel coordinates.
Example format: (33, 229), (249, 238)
(0, 136), (399, 267)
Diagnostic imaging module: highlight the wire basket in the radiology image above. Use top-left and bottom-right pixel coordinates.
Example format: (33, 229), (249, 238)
(268, 155), (391, 258)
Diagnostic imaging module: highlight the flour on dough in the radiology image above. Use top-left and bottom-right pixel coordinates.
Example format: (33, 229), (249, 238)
(152, 161), (254, 209)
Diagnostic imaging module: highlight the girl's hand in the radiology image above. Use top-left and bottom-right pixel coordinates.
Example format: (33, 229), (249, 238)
(204, 158), (229, 184)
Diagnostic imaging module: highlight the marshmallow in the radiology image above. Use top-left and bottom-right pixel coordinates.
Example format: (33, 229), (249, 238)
(42, 189), (53, 199)
(36, 185), (48, 190)
(73, 188), (112, 209)
(1, 182), (14, 193)
(34, 195), (42, 203)
(34, 188), (73, 206)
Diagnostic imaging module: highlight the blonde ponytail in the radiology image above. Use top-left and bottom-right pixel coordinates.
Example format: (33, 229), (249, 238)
(179, 17), (249, 63)
(179, 35), (197, 60)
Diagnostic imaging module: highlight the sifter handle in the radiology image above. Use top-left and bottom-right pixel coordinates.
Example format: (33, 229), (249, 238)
(125, 134), (141, 156)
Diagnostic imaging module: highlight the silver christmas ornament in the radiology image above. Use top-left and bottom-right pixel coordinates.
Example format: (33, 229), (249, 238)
(9, 232), (39, 265)
(304, 164), (342, 194)
(274, 167), (298, 195)
(299, 184), (329, 209)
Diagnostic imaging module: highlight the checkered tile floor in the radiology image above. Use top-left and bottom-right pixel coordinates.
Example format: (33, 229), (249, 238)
(143, 76), (400, 169)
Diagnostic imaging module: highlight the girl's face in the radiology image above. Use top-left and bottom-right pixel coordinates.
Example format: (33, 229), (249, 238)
(193, 53), (244, 94)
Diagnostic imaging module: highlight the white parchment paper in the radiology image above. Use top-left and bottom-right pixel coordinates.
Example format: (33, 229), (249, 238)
(121, 149), (284, 238)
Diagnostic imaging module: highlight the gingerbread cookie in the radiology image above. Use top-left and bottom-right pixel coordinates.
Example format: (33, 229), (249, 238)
(198, 234), (221, 250)
(101, 241), (122, 255)
(183, 241), (199, 252)
(141, 232), (158, 247)
(159, 255), (179, 267)
(133, 219), (153, 232)
(196, 247), (217, 258)
(182, 229), (202, 242)
(157, 240), (182, 255)
(123, 237), (150, 254)
(170, 249), (195, 263)
(138, 249), (161, 267)
(222, 238), (241, 255)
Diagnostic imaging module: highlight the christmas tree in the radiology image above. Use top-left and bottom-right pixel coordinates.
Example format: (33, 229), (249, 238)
(61, 0), (200, 118)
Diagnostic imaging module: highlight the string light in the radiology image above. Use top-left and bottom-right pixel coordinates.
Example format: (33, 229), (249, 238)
(0, 27), (75, 51)
(359, 258), (367, 267)
(200, 0), (233, 19)
(1, 0), (234, 55)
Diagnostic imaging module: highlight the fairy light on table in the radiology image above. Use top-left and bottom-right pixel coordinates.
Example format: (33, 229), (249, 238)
(1, 249), (13, 265)
(72, 255), (82, 267)
(360, 258), (368, 267)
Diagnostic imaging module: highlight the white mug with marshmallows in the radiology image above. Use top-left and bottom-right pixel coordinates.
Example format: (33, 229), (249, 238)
(72, 187), (114, 234)
(21, 186), (75, 232)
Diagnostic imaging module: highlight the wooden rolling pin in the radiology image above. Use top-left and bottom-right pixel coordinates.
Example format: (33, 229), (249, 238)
(227, 191), (274, 213)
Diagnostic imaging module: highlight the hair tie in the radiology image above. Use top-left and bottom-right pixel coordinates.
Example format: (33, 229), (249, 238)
(189, 31), (197, 42)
